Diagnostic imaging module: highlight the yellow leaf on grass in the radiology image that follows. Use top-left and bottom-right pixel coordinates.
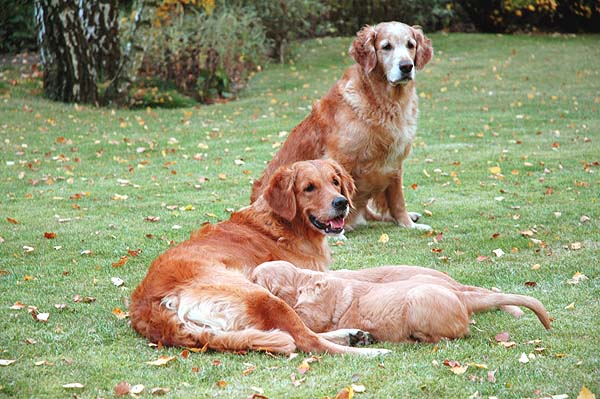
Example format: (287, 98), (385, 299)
(489, 166), (501, 174)
(378, 233), (390, 244)
(450, 365), (468, 375)
(112, 307), (129, 319)
(567, 272), (589, 285)
(146, 356), (176, 366)
(565, 302), (575, 310)
(577, 386), (596, 399)
(297, 360), (310, 375)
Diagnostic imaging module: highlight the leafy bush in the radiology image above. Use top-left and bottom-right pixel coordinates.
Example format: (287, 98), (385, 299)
(136, 3), (268, 103)
(0, 0), (37, 53)
(457, 0), (600, 32)
(319, 0), (458, 35)
(229, 0), (327, 63)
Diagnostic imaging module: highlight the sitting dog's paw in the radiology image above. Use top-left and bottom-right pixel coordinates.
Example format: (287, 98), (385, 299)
(349, 330), (376, 347)
(408, 212), (422, 223)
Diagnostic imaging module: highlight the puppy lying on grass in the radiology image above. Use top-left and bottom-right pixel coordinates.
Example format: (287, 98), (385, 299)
(253, 261), (551, 343)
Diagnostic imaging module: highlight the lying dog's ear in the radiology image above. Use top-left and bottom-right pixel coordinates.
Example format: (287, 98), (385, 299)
(411, 25), (433, 70)
(327, 159), (355, 209)
(264, 165), (297, 221)
(350, 25), (377, 74)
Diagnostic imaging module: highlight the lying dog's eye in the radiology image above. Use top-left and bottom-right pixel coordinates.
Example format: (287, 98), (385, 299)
(407, 41), (415, 49)
(304, 184), (315, 192)
(332, 178), (340, 186)
(381, 43), (392, 51)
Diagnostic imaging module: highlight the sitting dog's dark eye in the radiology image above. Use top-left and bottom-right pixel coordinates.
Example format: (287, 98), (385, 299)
(407, 41), (415, 49)
(381, 43), (392, 51)
(304, 184), (315, 192)
(332, 178), (340, 186)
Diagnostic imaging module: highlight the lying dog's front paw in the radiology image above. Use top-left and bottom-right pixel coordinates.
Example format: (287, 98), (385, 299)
(349, 330), (376, 347)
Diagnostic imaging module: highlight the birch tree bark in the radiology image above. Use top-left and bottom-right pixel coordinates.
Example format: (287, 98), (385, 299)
(35, 0), (157, 105)
(103, 0), (159, 105)
(35, 0), (98, 103)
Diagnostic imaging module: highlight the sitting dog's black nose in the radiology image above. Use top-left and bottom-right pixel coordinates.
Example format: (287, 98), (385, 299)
(332, 196), (348, 210)
(400, 61), (413, 74)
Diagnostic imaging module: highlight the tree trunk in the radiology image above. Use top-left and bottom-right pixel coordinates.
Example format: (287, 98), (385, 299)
(103, 0), (159, 105)
(82, 0), (120, 82)
(35, 0), (98, 104)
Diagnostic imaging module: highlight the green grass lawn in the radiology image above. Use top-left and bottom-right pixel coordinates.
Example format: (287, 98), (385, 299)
(1, 33), (599, 399)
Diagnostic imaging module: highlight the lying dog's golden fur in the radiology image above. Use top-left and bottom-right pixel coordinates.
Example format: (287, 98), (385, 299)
(130, 160), (387, 355)
(253, 262), (551, 343)
(251, 22), (434, 230)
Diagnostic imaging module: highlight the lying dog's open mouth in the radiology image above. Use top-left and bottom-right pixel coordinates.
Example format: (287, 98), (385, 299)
(309, 214), (345, 234)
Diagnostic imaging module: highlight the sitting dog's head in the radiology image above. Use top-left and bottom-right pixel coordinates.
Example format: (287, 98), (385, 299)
(264, 159), (355, 235)
(350, 21), (433, 86)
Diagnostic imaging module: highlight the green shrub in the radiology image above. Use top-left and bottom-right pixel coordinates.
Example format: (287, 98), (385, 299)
(0, 0), (37, 53)
(456, 0), (600, 32)
(319, 0), (458, 35)
(136, 3), (268, 103)
(231, 0), (327, 62)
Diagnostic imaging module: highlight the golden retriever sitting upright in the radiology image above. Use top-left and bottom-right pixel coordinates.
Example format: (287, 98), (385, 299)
(253, 262), (551, 343)
(130, 159), (388, 355)
(251, 22), (434, 230)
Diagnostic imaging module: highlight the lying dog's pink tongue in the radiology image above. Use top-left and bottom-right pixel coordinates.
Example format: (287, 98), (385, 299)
(328, 217), (345, 229)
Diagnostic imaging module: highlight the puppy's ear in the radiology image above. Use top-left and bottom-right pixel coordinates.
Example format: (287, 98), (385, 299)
(328, 159), (355, 209)
(349, 25), (377, 73)
(264, 165), (297, 221)
(411, 25), (433, 70)
(313, 280), (328, 296)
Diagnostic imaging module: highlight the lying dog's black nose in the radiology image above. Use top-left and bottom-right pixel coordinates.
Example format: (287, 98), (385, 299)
(399, 61), (413, 74)
(332, 196), (348, 210)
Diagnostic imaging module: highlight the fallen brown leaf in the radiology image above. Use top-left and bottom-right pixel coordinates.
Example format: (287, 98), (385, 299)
(151, 387), (170, 396)
(334, 386), (354, 399)
(495, 332), (510, 342)
(114, 381), (131, 397)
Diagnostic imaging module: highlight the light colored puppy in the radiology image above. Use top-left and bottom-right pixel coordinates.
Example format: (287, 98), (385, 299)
(253, 262), (551, 343)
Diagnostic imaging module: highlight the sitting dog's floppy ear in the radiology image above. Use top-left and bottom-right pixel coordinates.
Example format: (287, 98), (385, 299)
(350, 25), (377, 74)
(411, 25), (433, 70)
(264, 165), (297, 221)
(328, 159), (355, 209)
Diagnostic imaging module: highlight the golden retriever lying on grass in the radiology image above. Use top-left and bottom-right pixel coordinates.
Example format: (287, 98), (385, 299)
(253, 262), (551, 343)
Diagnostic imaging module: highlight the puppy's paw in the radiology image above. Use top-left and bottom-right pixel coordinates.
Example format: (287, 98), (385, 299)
(349, 330), (376, 347)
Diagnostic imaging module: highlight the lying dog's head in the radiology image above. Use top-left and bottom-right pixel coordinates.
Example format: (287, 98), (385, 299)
(264, 159), (355, 235)
(350, 22), (433, 86)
